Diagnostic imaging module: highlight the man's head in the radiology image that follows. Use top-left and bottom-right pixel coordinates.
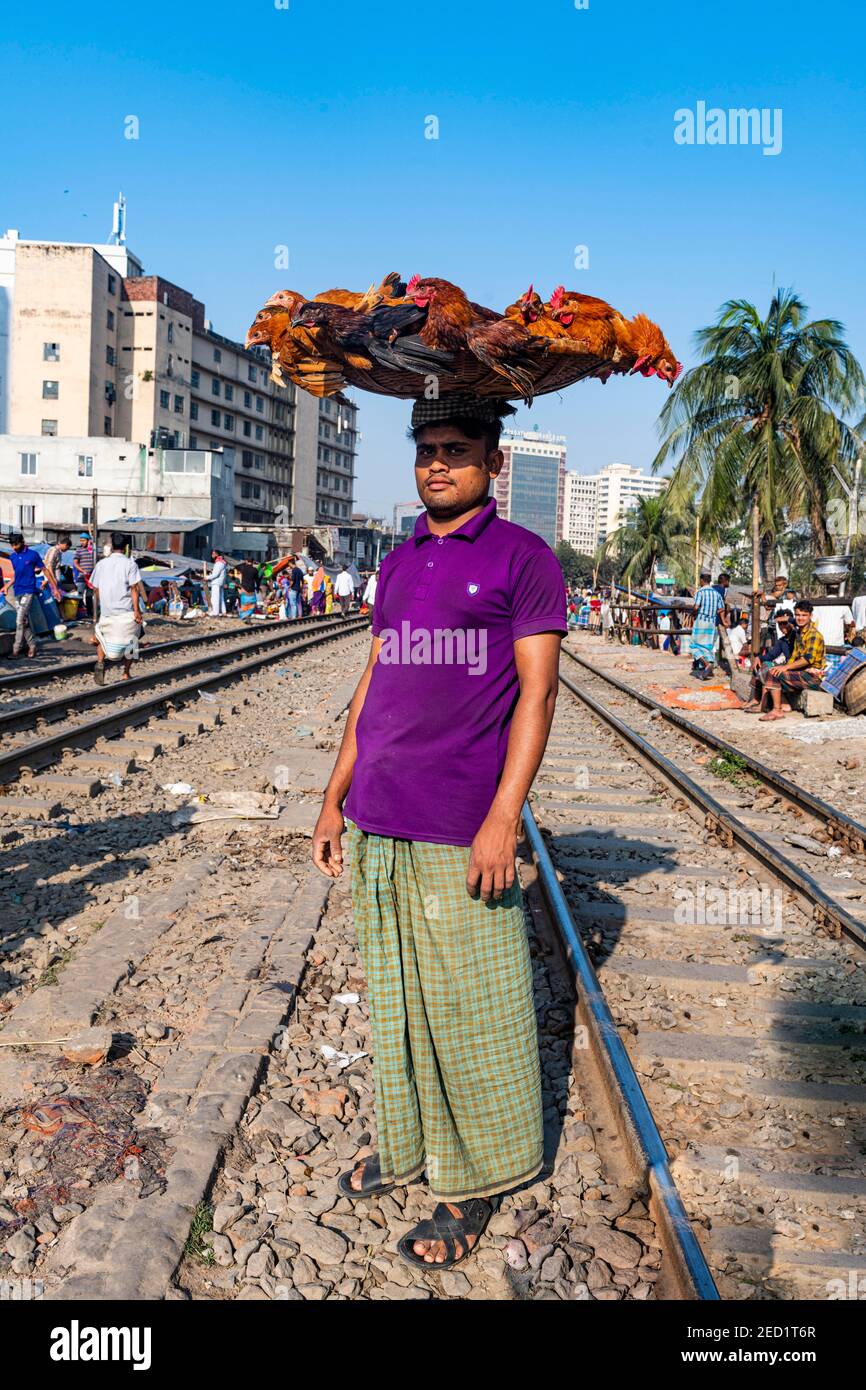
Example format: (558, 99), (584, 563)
(700, 570), (711, 584)
(80, 532), (91, 545)
(776, 611), (793, 634)
(773, 575), (787, 591)
(409, 394), (514, 520)
(794, 599), (814, 629)
(717, 572), (730, 589)
(9, 532), (25, 552)
(111, 532), (127, 552)
(56, 533), (71, 550)
(785, 589), (796, 601)
(211, 549), (220, 561)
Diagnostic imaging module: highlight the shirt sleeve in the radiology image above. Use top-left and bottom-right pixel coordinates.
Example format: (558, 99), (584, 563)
(90, 561), (102, 588)
(370, 562), (390, 635)
(128, 561), (143, 586)
(509, 546), (568, 641)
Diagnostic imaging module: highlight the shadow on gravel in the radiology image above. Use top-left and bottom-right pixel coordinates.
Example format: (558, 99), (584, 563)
(0, 808), (187, 999)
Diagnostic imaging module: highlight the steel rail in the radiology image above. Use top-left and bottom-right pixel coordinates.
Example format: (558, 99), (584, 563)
(0, 615), (332, 692)
(564, 646), (866, 854)
(0, 615), (356, 736)
(0, 616), (369, 783)
(556, 666), (866, 951)
(521, 803), (720, 1301)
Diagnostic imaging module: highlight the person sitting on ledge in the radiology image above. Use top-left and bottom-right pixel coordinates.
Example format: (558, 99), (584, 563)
(757, 600), (825, 721)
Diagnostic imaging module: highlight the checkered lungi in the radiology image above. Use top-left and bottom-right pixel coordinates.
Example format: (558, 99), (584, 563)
(762, 668), (824, 692)
(347, 821), (543, 1202)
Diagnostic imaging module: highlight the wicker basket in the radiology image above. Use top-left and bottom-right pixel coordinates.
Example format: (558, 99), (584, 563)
(843, 665), (866, 716)
(334, 343), (628, 402)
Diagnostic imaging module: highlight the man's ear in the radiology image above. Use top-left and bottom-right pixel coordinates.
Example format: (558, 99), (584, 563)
(486, 448), (505, 478)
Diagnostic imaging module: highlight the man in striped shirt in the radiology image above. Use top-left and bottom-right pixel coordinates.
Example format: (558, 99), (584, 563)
(73, 532), (96, 619)
(690, 571), (724, 678)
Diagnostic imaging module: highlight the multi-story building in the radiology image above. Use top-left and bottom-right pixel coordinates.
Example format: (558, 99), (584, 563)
(493, 430), (566, 548)
(0, 223), (360, 536)
(0, 434), (234, 554)
(393, 500), (425, 539)
(562, 462), (666, 553)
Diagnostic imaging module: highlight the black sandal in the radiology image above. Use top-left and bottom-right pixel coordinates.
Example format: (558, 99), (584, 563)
(397, 1198), (492, 1270)
(337, 1153), (399, 1200)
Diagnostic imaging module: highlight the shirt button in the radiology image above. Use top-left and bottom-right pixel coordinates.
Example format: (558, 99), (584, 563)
(437, 538), (444, 545)
(427, 561), (434, 568)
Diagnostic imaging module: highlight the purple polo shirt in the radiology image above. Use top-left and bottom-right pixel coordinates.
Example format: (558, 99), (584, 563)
(344, 497), (567, 846)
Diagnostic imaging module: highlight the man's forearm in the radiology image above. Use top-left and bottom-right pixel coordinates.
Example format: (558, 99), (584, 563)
(487, 685), (558, 826)
(322, 659), (377, 809)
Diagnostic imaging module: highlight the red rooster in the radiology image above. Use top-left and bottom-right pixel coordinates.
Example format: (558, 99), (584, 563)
(406, 275), (537, 402)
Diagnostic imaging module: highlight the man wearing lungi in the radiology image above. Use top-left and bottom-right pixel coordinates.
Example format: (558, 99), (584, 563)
(758, 599), (826, 721)
(312, 393), (567, 1269)
(689, 570), (724, 679)
(91, 534), (145, 685)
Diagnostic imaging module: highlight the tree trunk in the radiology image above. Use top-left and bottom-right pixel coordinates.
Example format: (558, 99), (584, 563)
(751, 495), (761, 656)
(759, 531), (775, 588)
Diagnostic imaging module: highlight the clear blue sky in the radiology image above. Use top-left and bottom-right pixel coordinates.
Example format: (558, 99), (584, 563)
(2, 0), (864, 517)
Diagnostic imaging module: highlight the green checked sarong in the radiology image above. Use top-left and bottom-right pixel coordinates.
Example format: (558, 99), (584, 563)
(347, 821), (543, 1201)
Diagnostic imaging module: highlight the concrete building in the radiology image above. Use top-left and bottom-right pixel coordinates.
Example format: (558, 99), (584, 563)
(0, 434), (234, 553)
(0, 221), (360, 536)
(493, 430), (566, 548)
(563, 462), (666, 554)
(393, 500), (425, 539)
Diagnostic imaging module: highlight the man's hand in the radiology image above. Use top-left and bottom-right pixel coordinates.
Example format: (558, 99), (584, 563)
(312, 802), (345, 878)
(467, 808), (519, 901)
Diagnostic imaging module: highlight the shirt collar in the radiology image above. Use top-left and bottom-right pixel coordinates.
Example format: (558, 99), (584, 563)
(413, 496), (498, 545)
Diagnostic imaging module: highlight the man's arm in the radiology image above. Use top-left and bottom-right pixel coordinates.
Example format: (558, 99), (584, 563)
(43, 553), (63, 599)
(132, 581), (145, 623)
(312, 635), (383, 877)
(467, 632), (562, 902)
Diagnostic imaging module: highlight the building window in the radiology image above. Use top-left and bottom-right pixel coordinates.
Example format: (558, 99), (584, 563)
(190, 401), (199, 420)
(211, 409), (220, 427)
(108, 273), (117, 294)
(248, 365), (256, 383)
(189, 435), (197, 448)
(242, 421), (251, 438)
(42, 380), (59, 399)
(212, 379), (220, 396)
(223, 413), (234, 430)
(254, 453), (264, 469)
(43, 342), (60, 361)
(255, 425), (263, 441)
(160, 390), (170, 408)
(242, 450), (253, 467)
(107, 309), (115, 331)
(256, 397), (263, 413)
(106, 345), (116, 366)
(224, 384), (233, 402)
(18, 504), (36, 527)
(77, 454), (94, 477)
(167, 322), (174, 343)
(104, 416), (112, 435)
(243, 391), (252, 409)
(174, 394), (184, 414)
(41, 419), (57, 436)
(191, 369), (200, 389)
(19, 452), (37, 476)
(81, 507), (92, 525)
(213, 347), (222, 363)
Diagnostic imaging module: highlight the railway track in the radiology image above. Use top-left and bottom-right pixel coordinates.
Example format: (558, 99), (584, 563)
(0, 614), (368, 790)
(0, 614), (322, 696)
(522, 653), (866, 1300)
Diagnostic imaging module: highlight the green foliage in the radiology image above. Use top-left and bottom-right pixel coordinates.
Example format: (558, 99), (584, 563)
(707, 750), (752, 786)
(185, 1202), (215, 1265)
(654, 289), (865, 579)
(602, 488), (696, 587)
(555, 542), (597, 587)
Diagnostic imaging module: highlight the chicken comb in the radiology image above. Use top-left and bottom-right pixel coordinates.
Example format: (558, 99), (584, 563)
(406, 274), (421, 295)
(549, 285), (565, 309)
(522, 283), (534, 302)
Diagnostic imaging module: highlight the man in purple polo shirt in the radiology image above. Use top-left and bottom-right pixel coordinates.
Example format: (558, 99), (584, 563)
(312, 392), (566, 1271)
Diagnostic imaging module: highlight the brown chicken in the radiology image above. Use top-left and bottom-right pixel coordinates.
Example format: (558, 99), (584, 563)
(504, 284), (574, 342)
(548, 286), (681, 384)
(407, 275), (537, 401)
(245, 304), (346, 396)
(291, 300), (454, 378)
(265, 271), (407, 316)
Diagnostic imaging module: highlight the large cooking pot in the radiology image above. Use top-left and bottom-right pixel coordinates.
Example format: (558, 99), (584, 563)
(813, 554), (851, 584)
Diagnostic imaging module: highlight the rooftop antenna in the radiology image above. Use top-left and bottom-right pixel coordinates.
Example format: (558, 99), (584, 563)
(109, 192), (127, 245)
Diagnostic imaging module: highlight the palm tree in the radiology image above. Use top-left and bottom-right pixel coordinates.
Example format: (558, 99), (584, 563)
(602, 490), (695, 587)
(653, 289), (864, 589)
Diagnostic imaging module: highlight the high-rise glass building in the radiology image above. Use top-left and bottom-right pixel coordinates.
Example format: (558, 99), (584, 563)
(493, 430), (566, 547)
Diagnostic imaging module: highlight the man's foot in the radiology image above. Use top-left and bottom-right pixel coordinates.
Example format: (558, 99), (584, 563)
(412, 1203), (481, 1263)
(759, 710), (786, 720)
(399, 1198), (493, 1269)
(26, 646), (37, 658)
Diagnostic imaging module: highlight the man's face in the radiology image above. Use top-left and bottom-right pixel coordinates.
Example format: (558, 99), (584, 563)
(12, 540), (24, 553)
(795, 608), (810, 630)
(413, 426), (502, 519)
